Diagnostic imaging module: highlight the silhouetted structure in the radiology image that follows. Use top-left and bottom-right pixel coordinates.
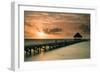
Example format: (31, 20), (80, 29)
(24, 39), (85, 56)
(74, 32), (82, 40)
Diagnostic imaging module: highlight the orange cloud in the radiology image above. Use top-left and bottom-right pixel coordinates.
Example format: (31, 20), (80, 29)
(24, 11), (90, 39)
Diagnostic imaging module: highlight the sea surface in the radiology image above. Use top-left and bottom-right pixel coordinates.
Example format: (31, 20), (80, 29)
(24, 40), (90, 61)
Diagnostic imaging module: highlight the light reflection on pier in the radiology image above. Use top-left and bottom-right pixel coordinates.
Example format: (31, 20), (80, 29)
(24, 39), (88, 57)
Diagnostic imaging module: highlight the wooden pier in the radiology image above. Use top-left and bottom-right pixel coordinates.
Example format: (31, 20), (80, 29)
(24, 39), (88, 55)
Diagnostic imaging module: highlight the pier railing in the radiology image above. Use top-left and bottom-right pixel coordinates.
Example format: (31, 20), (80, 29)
(24, 39), (88, 55)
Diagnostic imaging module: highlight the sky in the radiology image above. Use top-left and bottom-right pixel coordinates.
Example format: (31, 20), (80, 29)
(24, 11), (90, 39)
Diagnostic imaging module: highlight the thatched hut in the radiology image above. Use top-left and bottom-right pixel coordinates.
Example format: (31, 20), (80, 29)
(74, 32), (82, 40)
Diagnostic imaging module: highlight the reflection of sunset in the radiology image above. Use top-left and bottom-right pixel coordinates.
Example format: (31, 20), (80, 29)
(24, 11), (90, 39)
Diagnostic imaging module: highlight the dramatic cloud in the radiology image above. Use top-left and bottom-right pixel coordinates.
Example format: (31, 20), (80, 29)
(24, 11), (90, 39)
(43, 28), (63, 34)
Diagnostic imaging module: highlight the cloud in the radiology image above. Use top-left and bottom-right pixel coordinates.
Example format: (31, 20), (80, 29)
(79, 24), (90, 34)
(24, 11), (90, 39)
(43, 28), (62, 34)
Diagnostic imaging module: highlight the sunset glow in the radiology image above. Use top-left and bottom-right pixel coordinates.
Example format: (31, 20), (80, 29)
(24, 11), (90, 39)
(24, 11), (90, 61)
(36, 31), (47, 39)
(38, 32), (45, 36)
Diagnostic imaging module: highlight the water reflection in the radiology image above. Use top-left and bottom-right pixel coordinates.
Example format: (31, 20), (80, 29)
(39, 51), (45, 61)
(24, 41), (90, 61)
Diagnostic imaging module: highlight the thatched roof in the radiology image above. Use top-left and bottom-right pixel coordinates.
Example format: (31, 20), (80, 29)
(74, 32), (82, 38)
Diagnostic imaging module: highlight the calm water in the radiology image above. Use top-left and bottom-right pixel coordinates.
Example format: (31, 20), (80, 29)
(24, 41), (90, 62)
